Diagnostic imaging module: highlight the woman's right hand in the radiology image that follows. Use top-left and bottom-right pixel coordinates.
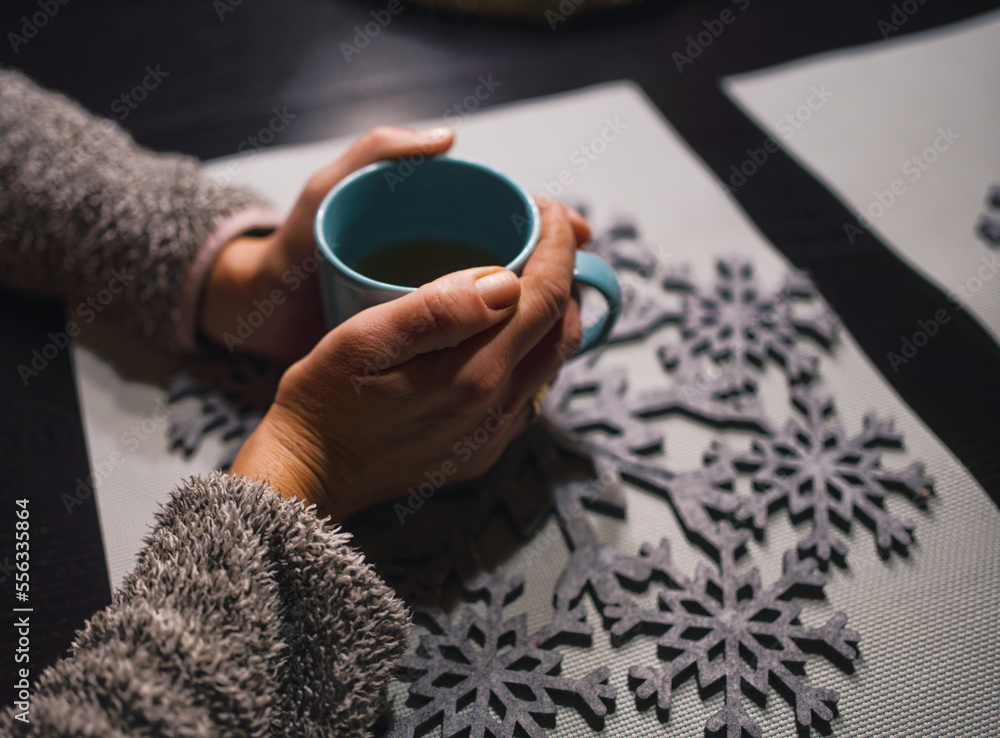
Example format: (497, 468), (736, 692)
(230, 199), (590, 521)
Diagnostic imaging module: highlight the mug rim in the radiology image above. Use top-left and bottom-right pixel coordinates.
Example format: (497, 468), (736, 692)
(313, 155), (542, 293)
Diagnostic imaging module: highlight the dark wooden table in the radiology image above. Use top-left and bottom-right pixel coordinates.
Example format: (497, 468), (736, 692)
(2, 0), (999, 694)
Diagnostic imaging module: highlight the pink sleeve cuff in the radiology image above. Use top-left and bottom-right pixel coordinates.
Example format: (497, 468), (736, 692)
(175, 204), (283, 353)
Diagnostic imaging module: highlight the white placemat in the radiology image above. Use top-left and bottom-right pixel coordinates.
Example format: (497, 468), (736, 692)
(71, 81), (1000, 736)
(724, 11), (1000, 345)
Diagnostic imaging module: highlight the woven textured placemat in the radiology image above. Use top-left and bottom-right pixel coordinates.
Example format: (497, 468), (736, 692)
(725, 11), (1000, 347)
(72, 81), (999, 736)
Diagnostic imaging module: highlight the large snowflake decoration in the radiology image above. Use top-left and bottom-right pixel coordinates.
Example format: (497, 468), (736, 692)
(388, 572), (616, 738)
(607, 524), (860, 738)
(536, 428), (746, 620)
(738, 390), (934, 563)
(673, 258), (838, 386)
(545, 256), (839, 446)
(543, 362), (664, 460)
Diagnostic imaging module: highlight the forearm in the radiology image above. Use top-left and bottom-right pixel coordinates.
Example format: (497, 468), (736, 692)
(0, 472), (409, 737)
(0, 68), (280, 352)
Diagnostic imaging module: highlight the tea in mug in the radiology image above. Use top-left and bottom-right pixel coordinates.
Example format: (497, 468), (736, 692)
(349, 238), (501, 288)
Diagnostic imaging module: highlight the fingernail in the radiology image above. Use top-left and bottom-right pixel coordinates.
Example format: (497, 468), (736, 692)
(420, 126), (453, 142)
(476, 269), (520, 311)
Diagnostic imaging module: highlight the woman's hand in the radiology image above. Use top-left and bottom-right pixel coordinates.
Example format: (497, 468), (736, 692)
(230, 199), (589, 521)
(200, 125), (457, 364)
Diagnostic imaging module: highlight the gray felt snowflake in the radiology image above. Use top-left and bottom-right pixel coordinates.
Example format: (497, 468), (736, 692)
(607, 524), (860, 738)
(674, 257), (839, 385)
(388, 571), (615, 738)
(519, 426), (744, 620)
(543, 362), (665, 460)
(976, 183), (1000, 247)
(165, 359), (278, 468)
(545, 257), (841, 443)
(585, 215), (681, 343)
(737, 390), (934, 563)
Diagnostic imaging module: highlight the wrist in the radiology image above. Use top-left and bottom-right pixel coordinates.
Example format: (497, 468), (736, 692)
(199, 234), (278, 351)
(230, 403), (350, 521)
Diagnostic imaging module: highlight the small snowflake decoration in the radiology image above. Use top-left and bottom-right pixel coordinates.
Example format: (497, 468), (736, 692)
(675, 258), (838, 385)
(389, 572), (615, 738)
(976, 183), (1000, 247)
(165, 359), (279, 468)
(585, 216), (681, 344)
(738, 390), (934, 563)
(607, 524), (859, 738)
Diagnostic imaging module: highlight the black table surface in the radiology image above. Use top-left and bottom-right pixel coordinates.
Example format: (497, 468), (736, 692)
(2, 0), (999, 696)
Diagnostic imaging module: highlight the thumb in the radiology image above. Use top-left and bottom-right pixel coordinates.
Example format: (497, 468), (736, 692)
(336, 266), (521, 367)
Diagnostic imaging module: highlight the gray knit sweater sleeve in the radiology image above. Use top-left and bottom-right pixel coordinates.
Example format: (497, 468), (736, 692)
(0, 473), (410, 737)
(0, 68), (280, 352)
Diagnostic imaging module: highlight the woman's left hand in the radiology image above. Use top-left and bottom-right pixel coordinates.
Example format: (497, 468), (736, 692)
(199, 125), (456, 364)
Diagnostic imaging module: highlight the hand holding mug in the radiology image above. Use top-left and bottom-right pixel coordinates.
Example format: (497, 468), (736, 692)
(223, 125), (620, 520)
(199, 126), (458, 363)
(231, 198), (593, 520)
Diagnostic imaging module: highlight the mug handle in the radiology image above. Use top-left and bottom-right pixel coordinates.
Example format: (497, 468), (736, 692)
(571, 250), (621, 355)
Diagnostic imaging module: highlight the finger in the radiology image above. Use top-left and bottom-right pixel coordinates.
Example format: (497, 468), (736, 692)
(486, 199), (578, 366)
(565, 206), (592, 246)
(534, 196), (589, 245)
(330, 266), (521, 371)
(279, 126), (455, 249)
(506, 298), (582, 409)
(304, 125), (455, 207)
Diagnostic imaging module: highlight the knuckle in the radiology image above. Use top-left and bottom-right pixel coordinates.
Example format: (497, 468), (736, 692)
(534, 274), (572, 326)
(452, 370), (501, 408)
(565, 322), (584, 359)
(330, 324), (389, 378)
(419, 283), (466, 337)
(359, 126), (396, 152)
(304, 172), (328, 199)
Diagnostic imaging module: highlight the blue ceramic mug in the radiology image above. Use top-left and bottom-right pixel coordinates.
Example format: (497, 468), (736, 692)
(314, 156), (620, 355)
